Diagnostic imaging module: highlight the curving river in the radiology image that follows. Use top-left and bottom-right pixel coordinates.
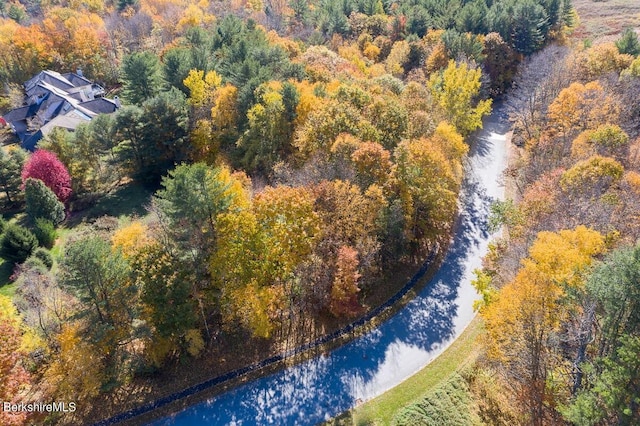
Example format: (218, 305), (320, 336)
(150, 105), (510, 426)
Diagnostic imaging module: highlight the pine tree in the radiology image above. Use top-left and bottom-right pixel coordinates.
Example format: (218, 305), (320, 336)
(0, 148), (26, 207)
(0, 223), (38, 264)
(120, 52), (162, 105)
(616, 28), (640, 57)
(24, 178), (65, 225)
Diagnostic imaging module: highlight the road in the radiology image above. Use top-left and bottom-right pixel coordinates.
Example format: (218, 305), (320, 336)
(150, 105), (510, 425)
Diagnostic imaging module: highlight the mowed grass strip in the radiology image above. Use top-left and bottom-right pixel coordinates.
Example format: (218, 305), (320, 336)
(393, 373), (482, 426)
(345, 316), (484, 426)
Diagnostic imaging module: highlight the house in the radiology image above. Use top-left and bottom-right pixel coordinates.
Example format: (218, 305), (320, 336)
(1, 70), (120, 150)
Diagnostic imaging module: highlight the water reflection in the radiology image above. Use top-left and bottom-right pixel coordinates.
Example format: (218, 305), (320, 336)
(152, 108), (509, 426)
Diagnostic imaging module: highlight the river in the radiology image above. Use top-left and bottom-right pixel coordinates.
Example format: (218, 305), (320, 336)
(150, 104), (510, 425)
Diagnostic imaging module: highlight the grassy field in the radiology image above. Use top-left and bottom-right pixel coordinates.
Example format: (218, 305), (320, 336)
(328, 317), (484, 426)
(392, 373), (482, 426)
(573, 0), (640, 41)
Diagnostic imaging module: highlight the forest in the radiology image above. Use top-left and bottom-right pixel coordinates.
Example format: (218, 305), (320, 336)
(470, 25), (640, 424)
(0, 0), (638, 424)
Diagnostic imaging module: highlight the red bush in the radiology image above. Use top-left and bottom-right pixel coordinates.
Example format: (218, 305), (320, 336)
(21, 149), (72, 202)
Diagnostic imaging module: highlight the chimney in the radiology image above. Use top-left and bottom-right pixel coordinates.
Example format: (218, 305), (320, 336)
(76, 68), (83, 77)
(114, 96), (121, 108)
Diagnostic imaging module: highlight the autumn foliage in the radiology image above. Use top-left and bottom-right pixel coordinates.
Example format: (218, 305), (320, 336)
(479, 37), (640, 425)
(0, 0), (577, 420)
(482, 227), (605, 423)
(0, 311), (30, 426)
(330, 246), (362, 317)
(21, 150), (72, 202)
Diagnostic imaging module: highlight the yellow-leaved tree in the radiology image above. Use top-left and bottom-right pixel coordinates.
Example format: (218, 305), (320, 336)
(0, 296), (32, 426)
(183, 69), (222, 107)
(547, 81), (619, 136)
(111, 221), (151, 259)
(481, 226), (605, 425)
(43, 323), (103, 403)
(428, 60), (492, 136)
(212, 186), (320, 338)
(394, 134), (461, 255)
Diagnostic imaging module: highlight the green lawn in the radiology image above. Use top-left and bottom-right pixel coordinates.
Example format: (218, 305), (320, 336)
(67, 182), (155, 226)
(0, 258), (16, 297)
(341, 317), (484, 426)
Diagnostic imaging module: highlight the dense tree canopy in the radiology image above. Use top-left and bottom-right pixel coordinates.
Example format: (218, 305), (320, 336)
(120, 52), (163, 105)
(0, 223), (38, 264)
(477, 33), (640, 426)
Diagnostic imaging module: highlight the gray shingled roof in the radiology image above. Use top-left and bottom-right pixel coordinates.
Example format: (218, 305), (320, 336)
(1, 70), (119, 150)
(79, 98), (119, 114)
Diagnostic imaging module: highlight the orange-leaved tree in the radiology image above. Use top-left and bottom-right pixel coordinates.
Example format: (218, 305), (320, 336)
(329, 245), (362, 317)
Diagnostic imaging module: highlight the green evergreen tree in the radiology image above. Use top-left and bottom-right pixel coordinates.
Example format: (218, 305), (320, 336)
(24, 178), (65, 225)
(289, 0), (310, 24)
(562, 0), (575, 27)
(0, 148), (27, 207)
(32, 247), (53, 269)
(562, 335), (640, 426)
(616, 28), (640, 57)
(442, 29), (485, 63)
(138, 88), (189, 178)
(33, 218), (57, 249)
(487, 1), (516, 44)
(511, 0), (550, 56)
(586, 244), (640, 357)
(456, 0), (489, 35)
(117, 0), (138, 11)
(0, 223), (38, 264)
(120, 52), (163, 105)
(542, 0), (561, 28)
(114, 105), (146, 174)
(155, 163), (239, 243)
(7, 3), (26, 23)
(406, 6), (431, 38)
(115, 91), (189, 182)
(88, 113), (117, 156)
(58, 235), (133, 345)
(162, 48), (192, 93)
